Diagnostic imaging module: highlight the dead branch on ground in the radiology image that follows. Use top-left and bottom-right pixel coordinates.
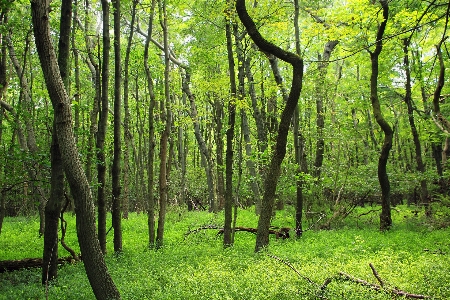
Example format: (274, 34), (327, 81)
(339, 263), (430, 299)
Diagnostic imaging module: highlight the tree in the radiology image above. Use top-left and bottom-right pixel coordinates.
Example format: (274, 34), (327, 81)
(111, 0), (123, 253)
(30, 0), (121, 298)
(368, 0), (392, 231)
(96, 0), (111, 254)
(236, 0), (304, 252)
(42, 0), (71, 284)
(224, 0), (237, 247)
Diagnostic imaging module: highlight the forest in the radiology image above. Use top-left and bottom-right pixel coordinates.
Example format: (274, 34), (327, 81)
(0, 0), (450, 299)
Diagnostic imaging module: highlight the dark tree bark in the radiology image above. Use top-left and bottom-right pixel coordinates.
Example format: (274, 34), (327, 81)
(42, 0), (71, 284)
(293, 0), (307, 238)
(97, 0), (110, 254)
(369, 0), (392, 231)
(111, 0), (123, 253)
(236, 0), (304, 252)
(144, 0), (157, 247)
(0, 12), (6, 235)
(224, 0), (237, 247)
(30, 0), (121, 298)
(156, 0), (170, 248)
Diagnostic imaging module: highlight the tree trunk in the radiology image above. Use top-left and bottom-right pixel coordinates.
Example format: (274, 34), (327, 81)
(31, 1), (120, 298)
(111, 0), (122, 253)
(428, 37), (448, 190)
(369, 0), (392, 231)
(42, 0), (71, 284)
(156, 0), (170, 248)
(236, 0), (303, 252)
(144, 0), (157, 247)
(0, 18), (5, 235)
(97, 0), (110, 254)
(293, 0), (307, 237)
(224, 0), (237, 247)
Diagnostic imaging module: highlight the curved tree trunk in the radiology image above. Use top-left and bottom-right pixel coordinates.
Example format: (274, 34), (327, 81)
(369, 0), (392, 231)
(236, 0), (304, 252)
(31, 0), (121, 298)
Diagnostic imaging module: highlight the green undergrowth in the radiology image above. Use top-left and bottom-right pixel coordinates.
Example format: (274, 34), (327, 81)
(0, 205), (449, 299)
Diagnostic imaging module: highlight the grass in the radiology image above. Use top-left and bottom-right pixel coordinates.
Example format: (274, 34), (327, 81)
(0, 205), (449, 299)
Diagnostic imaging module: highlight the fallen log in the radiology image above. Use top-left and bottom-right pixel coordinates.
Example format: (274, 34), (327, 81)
(185, 226), (290, 239)
(0, 255), (81, 273)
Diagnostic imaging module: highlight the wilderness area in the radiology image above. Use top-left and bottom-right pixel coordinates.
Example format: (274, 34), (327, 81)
(1, 0), (450, 299)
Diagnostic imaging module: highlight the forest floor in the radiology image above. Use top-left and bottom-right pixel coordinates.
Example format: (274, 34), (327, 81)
(0, 205), (449, 299)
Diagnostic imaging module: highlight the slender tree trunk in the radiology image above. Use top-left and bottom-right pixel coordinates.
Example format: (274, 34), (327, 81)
(224, 0), (237, 247)
(156, 0), (170, 248)
(31, 1), (120, 298)
(42, 0), (71, 284)
(144, 0), (157, 247)
(293, 0), (307, 237)
(236, 0), (303, 252)
(97, 0), (110, 254)
(0, 15), (6, 235)
(111, 0), (122, 253)
(369, 0), (392, 231)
